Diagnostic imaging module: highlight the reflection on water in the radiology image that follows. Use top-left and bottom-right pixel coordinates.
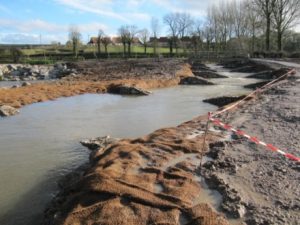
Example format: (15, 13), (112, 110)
(0, 66), (258, 225)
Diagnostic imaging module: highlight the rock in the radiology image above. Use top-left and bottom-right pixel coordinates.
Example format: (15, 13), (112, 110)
(194, 71), (228, 78)
(12, 77), (20, 81)
(11, 70), (21, 77)
(0, 105), (20, 117)
(7, 65), (17, 71)
(80, 136), (119, 150)
(22, 82), (31, 87)
(108, 85), (151, 95)
(203, 95), (246, 107)
(237, 205), (246, 218)
(11, 85), (20, 88)
(179, 76), (215, 85)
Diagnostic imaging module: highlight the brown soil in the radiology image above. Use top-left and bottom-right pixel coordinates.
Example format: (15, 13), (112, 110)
(0, 59), (192, 109)
(45, 116), (230, 225)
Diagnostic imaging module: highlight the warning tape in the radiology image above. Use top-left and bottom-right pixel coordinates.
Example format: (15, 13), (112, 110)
(208, 115), (300, 162)
(206, 68), (299, 162)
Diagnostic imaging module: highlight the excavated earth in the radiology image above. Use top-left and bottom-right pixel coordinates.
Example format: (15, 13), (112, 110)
(0, 59), (192, 109)
(43, 59), (300, 225)
(44, 118), (230, 225)
(202, 60), (300, 225)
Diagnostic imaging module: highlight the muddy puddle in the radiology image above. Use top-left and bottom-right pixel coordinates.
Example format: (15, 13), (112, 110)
(0, 65), (258, 225)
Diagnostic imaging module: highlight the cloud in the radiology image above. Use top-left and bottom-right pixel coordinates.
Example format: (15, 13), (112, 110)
(0, 19), (110, 44)
(54, 0), (150, 23)
(151, 0), (231, 17)
(0, 4), (11, 14)
(0, 19), (108, 34)
(54, 0), (129, 21)
(0, 33), (67, 44)
(0, 19), (65, 33)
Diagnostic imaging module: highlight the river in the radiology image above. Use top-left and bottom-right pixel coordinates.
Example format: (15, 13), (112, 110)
(0, 66), (259, 225)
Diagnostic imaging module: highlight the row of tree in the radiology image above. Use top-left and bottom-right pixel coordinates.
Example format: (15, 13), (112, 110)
(68, 0), (300, 57)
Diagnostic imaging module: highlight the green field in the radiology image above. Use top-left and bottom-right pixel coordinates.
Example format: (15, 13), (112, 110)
(20, 45), (178, 55)
(0, 44), (187, 64)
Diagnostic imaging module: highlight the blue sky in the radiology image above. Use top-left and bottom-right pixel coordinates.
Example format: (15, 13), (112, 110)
(0, 0), (216, 44)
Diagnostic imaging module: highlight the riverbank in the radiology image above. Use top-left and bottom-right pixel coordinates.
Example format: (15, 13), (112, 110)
(0, 59), (192, 111)
(44, 59), (299, 225)
(202, 60), (300, 224)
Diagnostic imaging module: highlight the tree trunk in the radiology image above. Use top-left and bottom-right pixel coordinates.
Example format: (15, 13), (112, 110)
(266, 16), (271, 51)
(277, 29), (282, 51)
(123, 43), (126, 56)
(105, 45), (108, 54)
(144, 45), (147, 54)
(128, 42), (131, 57)
(73, 41), (77, 58)
(169, 40), (173, 55)
(97, 41), (101, 55)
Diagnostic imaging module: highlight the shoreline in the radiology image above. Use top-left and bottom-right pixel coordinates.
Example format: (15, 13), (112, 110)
(0, 59), (193, 112)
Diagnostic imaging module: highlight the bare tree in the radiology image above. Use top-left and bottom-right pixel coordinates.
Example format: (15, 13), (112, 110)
(245, 0), (263, 53)
(151, 17), (160, 55)
(178, 13), (194, 38)
(272, 0), (300, 51)
(118, 25), (128, 56)
(102, 36), (111, 54)
(139, 28), (150, 54)
(191, 21), (204, 54)
(69, 25), (81, 57)
(163, 13), (180, 54)
(97, 29), (105, 55)
(118, 25), (138, 57)
(126, 25), (138, 56)
(254, 0), (276, 51)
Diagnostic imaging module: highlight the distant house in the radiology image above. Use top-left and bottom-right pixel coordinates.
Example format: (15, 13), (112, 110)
(149, 36), (193, 48)
(149, 37), (170, 47)
(88, 37), (99, 45)
(111, 37), (142, 45)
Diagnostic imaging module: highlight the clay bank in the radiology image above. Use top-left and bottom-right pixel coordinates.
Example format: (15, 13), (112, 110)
(0, 58), (298, 225)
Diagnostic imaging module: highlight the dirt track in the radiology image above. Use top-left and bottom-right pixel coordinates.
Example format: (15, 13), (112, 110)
(202, 60), (300, 224)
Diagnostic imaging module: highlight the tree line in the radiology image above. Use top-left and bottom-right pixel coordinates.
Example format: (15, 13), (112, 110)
(69, 0), (300, 58)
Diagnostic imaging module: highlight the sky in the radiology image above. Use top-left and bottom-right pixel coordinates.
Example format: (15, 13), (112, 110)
(0, 0), (299, 44)
(0, 0), (222, 44)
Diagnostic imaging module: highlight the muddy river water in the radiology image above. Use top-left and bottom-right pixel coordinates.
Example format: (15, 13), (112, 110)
(0, 66), (258, 225)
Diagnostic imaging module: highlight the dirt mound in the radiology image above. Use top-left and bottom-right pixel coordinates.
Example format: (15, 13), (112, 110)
(246, 68), (291, 79)
(179, 76), (215, 85)
(203, 95), (246, 107)
(44, 117), (229, 225)
(70, 58), (187, 81)
(220, 59), (270, 73)
(0, 59), (192, 111)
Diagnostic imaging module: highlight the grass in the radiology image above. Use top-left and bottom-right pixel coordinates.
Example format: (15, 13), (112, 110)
(0, 44), (187, 64)
(20, 45), (183, 56)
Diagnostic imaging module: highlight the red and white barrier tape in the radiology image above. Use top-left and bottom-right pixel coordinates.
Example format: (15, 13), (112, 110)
(208, 115), (300, 162)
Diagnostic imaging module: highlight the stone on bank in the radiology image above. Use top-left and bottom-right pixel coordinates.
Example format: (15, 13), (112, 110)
(0, 105), (20, 117)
